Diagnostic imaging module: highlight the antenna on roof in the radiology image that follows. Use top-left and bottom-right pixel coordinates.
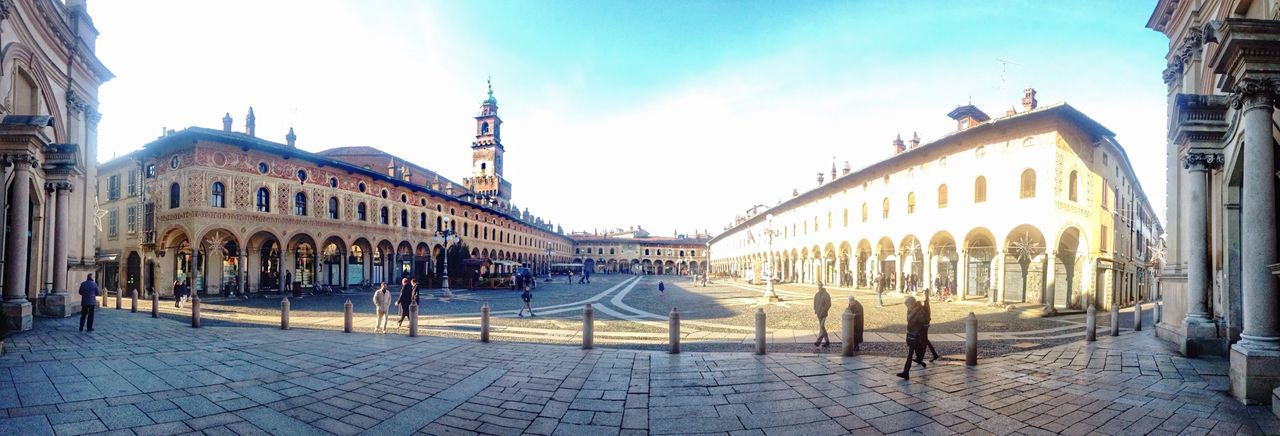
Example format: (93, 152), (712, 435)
(997, 58), (1021, 91)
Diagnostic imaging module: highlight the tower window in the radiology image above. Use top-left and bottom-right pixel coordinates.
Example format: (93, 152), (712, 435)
(481, 122), (490, 135)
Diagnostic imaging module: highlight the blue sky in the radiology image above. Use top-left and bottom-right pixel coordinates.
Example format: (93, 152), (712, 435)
(91, 0), (1169, 236)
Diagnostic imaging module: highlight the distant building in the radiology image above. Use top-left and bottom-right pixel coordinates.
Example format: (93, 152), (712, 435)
(709, 88), (1161, 316)
(569, 227), (710, 275)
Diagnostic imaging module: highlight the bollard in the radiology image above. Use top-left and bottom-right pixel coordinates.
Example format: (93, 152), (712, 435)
(1133, 301), (1143, 332)
(669, 307), (681, 354)
(1085, 305), (1097, 342)
(191, 296), (201, 328)
(115, 289), (122, 310)
(101, 289), (108, 308)
(964, 312), (977, 366)
(1110, 303), (1120, 337)
(151, 292), (159, 318)
(408, 303), (419, 337)
(1154, 301), (1161, 324)
(281, 298), (290, 330)
(480, 304), (490, 343)
(755, 308), (767, 355)
(343, 299), (353, 333)
(841, 301), (855, 357)
(130, 292), (138, 313)
(582, 304), (594, 349)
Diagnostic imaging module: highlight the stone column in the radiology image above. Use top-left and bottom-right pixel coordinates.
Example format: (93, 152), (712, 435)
(1042, 251), (1056, 316)
(958, 250), (969, 299)
(42, 181), (76, 317)
(2, 154), (35, 331)
(1229, 77), (1280, 405)
(1182, 152), (1219, 355)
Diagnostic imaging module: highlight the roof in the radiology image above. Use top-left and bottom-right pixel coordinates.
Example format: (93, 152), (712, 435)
(708, 102), (1120, 245)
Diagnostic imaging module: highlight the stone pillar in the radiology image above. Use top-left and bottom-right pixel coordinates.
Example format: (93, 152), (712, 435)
(1230, 78), (1280, 405)
(1182, 153), (1220, 355)
(1042, 251), (1056, 316)
(41, 181), (76, 317)
(2, 155), (35, 331)
(958, 250), (969, 299)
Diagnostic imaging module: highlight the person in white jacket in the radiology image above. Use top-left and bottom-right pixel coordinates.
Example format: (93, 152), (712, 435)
(372, 283), (392, 333)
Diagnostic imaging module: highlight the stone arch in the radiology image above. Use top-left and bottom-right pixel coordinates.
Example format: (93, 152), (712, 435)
(374, 240), (395, 285)
(856, 239), (873, 288)
(1003, 225), (1047, 304)
(928, 231), (958, 293)
(1054, 226), (1088, 310)
(962, 227), (998, 299)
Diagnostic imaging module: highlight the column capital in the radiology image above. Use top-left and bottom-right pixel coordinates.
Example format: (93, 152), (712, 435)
(5, 153), (37, 169)
(1229, 76), (1279, 110)
(1182, 152), (1225, 171)
(45, 181), (73, 192)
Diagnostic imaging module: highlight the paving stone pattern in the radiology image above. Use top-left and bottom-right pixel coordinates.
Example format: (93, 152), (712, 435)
(0, 309), (1275, 435)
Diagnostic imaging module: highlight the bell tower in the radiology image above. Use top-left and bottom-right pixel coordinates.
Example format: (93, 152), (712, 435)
(468, 79), (511, 206)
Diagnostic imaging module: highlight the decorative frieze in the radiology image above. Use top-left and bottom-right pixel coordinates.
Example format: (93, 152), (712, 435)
(1229, 77), (1279, 109)
(1182, 152), (1225, 171)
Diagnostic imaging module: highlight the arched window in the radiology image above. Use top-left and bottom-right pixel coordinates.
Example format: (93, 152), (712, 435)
(169, 183), (180, 209)
(842, 209), (848, 227)
(861, 203), (868, 222)
(419, 212), (427, 229)
(380, 207), (389, 225)
(294, 192), (307, 216)
(1020, 169), (1036, 198)
(210, 182), (225, 208)
(907, 193), (916, 214)
(256, 187), (270, 212)
(882, 198), (890, 219)
(13, 69), (39, 114)
(974, 176), (987, 203)
(400, 209), (408, 227)
(328, 197), (339, 219)
(937, 184), (948, 208)
(357, 202), (367, 221)
(1068, 170), (1079, 201)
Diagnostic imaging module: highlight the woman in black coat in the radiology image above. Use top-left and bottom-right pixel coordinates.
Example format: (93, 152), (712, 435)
(897, 296), (928, 380)
(395, 278), (414, 327)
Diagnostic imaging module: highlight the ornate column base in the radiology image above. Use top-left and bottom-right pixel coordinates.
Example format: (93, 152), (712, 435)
(39, 291), (79, 318)
(1228, 264), (1280, 405)
(2, 300), (32, 332)
(1182, 316), (1223, 357)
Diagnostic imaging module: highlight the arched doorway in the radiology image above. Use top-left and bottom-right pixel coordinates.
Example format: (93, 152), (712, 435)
(929, 232), (957, 293)
(899, 235), (923, 291)
(1055, 227), (1086, 310)
(248, 231), (281, 292)
(856, 240), (872, 288)
(125, 252), (141, 295)
(321, 238), (345, 287)
(963, 229), (996, 298)
(876, 237), (896, 290)
(1003, 226), (1046, 304)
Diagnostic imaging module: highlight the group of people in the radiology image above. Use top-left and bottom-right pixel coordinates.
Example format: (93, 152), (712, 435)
(370, 277), (423, 333)
(809, 280), (940, 380)
(811, 283), (864, 350)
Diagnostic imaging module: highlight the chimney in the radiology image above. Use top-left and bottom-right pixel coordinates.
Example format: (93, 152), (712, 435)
(909, 132), (920, 149)
(285, 127), (296, 148)
(222, 113), (233, 132)
(842, 161), (851, 175)
(245, 107), (256, 137)
(1005, 106), (1017, 117)
(830, 159), (837, 181)
(792, 188), (799, 197)
(1022, 86), (1038, 111)
(817, 172), (825, 186)
(892, 134), (906, 155)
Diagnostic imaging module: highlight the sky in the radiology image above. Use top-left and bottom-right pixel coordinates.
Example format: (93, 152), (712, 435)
(90, 0), (1170, 237)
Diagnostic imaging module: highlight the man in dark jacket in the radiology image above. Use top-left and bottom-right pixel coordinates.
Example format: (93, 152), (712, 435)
(897, 296), (928, 380)
(396, 278), (415, 327)
(78, 274), (100, 332)
(849, 295), (865, 351)
(813, 283), (832, 348)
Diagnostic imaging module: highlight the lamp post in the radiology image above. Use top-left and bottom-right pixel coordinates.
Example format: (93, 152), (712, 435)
(434, 216), (459, 299)
(763, 214), (780, 302)
(545, 246), (554, 279)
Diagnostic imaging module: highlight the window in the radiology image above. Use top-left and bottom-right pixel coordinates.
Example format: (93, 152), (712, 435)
(610, 248), (616, 254)
(974, 176), (987, 203)
(400, 193), (407, 203)
(145, 164), (156, 178)
(211, 182), (226, 208)
(907, 193), (916, 214)
(861, 203), (868, 222)
(296, 170), (307, 183)
(843, 209), (849, 227)
(329, 177), (338, 188)
(644, 249), (650, 255)
(107, 175), (120, 200)
(827, 213), (832, 229)
(126, 205), (137, 234)
(1102, 185), (1110, 209)
(358, 182), (366, 193)
(1101, 225), (1109, 252)
(380, 207), (389, 225)
(420, 212), (427, 229)
(107, 209), (118, 238)
(127, 172), (138, 196)
(169, 183), (180, 209)
(170, 156), (180, 169)
(256, 187), (271, 212)
(381, 189), (388, 199)
(328, 197), (339, 219)
(357, 202), (367, 221)
(882, 198), (890, 219)
(295, 192), (307, 216)
(400, 209), (408, 227)
(258, 162), (269, 174)
(937, 184), (948, 208)
(1020, 169), (1036, 198)
(1068, 171), (1079, 201)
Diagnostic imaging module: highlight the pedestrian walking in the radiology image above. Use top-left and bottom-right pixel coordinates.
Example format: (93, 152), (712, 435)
(849, 295), (864, 352)
(921, 293), (940, 362)
(896, 296), (928, 380)
(173, 280), (185, 308)
(372, 283), (391, 333)
(395, 278), (414, 327)
(78, 273), (99, 332)
(813, 282), (831, 348)
(658, 281), (665, 295)
(519, 284), (535, 317)
(875, 273), (884, 307)
(410, 278), (422, 306)
(285, 270), (293, 294)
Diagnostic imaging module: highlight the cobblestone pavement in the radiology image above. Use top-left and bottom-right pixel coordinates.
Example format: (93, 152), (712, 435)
(0, 308), (1275, 435)
(122, 275), (1148, 356)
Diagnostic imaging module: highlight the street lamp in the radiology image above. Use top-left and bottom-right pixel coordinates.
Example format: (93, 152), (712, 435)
(544, 246), (554, 280)
(763, 214), (780, 302)
(433, 216), (459, 298)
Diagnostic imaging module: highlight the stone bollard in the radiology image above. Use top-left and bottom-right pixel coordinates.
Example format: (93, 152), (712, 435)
(151, 292), (159, 318)
(1133, 301), (1143, 332)
(480, 304), (490, 343)
(343, 300), (353, 333)
(582, 304), (594, 349)
(755, 308), (767, 355)
(101, 289), (108, 308)
(669, 307), (681, 354)
(191, 296), (201, 328)
(1085, 305), (1097, 342)
(965, 312), (977, 366)
(115, 289), (122, 310)
(130, 292), (138, 313)
(1154, 301), (1161, 324)
(408, 303), (419, 337)
(1110, 303), (1120, 337)
(841, 298), (856, 357)
(281, 298), (290, 330)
